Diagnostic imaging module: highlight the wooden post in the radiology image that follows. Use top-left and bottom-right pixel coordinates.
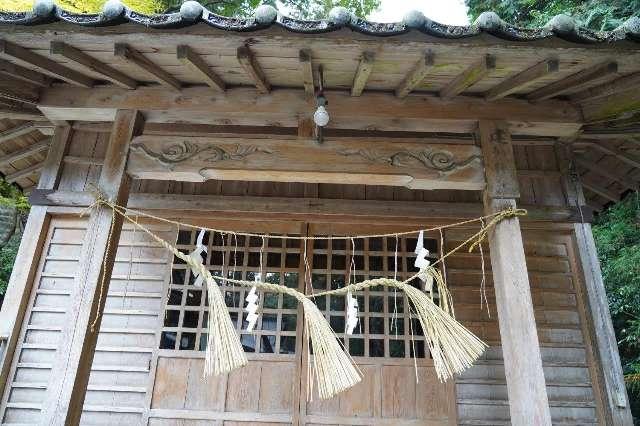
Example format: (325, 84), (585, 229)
(479, 120), (552, 425)
(40, 110), (144, 425)
(0, 125), (72, 393)
(556, 144), (634, 425)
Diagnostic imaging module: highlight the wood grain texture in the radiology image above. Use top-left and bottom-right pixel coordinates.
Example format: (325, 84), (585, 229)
(395, 51), (434, 98)
(527, 61), (618, 102)
(40, 110), (144, 425)
(237, 45), (270, 93)
(38, 86), (583, 137)
(115, 44), (180, 90)
(485, 59), (558, 101)
(177, 45), (225, 91)
(439, 54), (495, 99)
(0, 40), (94, 88)
(298, 49), (315, 96)
(351, 51), (375, 97)
(127, 135), (485, 190)
(51, 41), (137, 90)
(478, 120), (519, 199)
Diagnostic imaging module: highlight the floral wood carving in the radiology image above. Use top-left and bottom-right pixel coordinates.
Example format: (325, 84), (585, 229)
(130, 141), (273, 169)
(337, 148), (482, 176)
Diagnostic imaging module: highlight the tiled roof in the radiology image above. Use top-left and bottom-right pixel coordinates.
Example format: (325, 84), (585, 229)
(1, 1), (639, 44)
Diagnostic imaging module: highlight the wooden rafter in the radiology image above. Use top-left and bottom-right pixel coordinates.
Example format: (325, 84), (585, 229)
(395, 51), (434, 98)
(581, 179), (619, 202)
(485, 59), (558, 101)
(51, 42), (137, 90)
(5, 162), (43, 183)
(177, 45), (225, 92)
(0, 122), (36, 144)
(0, 40), (94, 88)
(298, 49), (314, 96)
(575, 141), (640, 169)
(581, 87), (640, 123)
(0, 105), (44, 121)
(573, 155), (639, 191)
(114, 43), (181, 90)
(571, 72), (640, 103)
(0, 139), (50, 167)
(439, 54), (495, 99)
(527, 61), (618, 102)
(0, 76), (39, 104)
(351, 51), (375, 97)
(237, 45), (270, 93)
(0, 58), (51, 87)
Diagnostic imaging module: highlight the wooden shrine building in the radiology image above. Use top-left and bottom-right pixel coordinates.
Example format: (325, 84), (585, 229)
(0, 2), (639, 424)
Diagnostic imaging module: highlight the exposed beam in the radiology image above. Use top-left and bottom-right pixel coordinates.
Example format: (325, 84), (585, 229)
(575, 141), (640, 169)
(51, 41), (137, 90)
(5, 162), (43, 183)
(581, 87), (640, 123)
(299, 49), (315, 96)
(581, 179), (619, 202)
(485, 59), (559, 101)
(37, 86), (583, 137)
(439, 54), (495, 99)
(114, 43), (181, 90)
(0, 105), (44, 120)
(0, 121), (36, 144)
(573, 155), (639, 191)
(351, 51), (375, 97)
(0, 58), (52, 87)
(527, 61), (618, 102)
(0, 139), (50, 166)
(237, 45), (270, 93)
(570, 72), (640, 103)
(0, 77), (39, 104)
(29, 190), (588, 223)
(395, 51), (434, 98)
(0, 40), (94, 88)
(177, 45), (225, 92)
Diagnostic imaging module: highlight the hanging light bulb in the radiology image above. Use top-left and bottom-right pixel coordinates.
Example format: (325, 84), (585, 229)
(314, 102), (329, 127)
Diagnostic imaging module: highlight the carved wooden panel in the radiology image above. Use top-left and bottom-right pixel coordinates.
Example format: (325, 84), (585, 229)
(127, 135), (485, 191)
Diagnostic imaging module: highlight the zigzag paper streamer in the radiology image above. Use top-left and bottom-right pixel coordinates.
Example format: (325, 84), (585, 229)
(190, 229), (207, 287)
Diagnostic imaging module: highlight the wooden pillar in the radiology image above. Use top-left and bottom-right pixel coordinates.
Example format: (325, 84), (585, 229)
(556, 144), (633, 425)
(0, 125), (72, 392)
(479, 120), (552, 425)
(40, 110), (144, 425)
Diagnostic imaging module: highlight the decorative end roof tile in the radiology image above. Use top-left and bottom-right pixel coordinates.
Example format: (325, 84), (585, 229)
(0, 4), (637, 44)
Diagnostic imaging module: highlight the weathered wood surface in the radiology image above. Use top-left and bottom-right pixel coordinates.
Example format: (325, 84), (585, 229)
(480, 120), (552, 425)
(37, 86), (583, 137)
(573, 223), (634, 425)
(40, 110), (143, 424)
(127, 135), (485, 190)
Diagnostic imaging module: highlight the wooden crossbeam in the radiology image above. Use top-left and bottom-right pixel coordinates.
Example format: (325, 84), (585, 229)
(0, 40), (94, 88)
(38, 86), (584, 137)
(439, 54), (495, 99)
(114, 44), (181, 90)
(237, 45), (270, 93)
(571, 72), (640, 103)
(0, 122), (36, 144)
(177, 45), (225, 91)
(299, 49), (315, 96)
(351, 51), (375, 97)
(573, 155), (638, 191)
(51, 42), (137, 90)
(5, 162), (43, 183)
(0, 58), (51, 87)
(0, 139), (50, 166)
(527, 61), (618, 102)
(395, 51), (434, 98)
(581, 179), (619, 202)
(0, 77), (39, 104)
(485, 59), (558, 101)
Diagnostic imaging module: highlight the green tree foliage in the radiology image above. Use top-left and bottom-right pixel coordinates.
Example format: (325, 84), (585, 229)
(465, 0), (639, 31)
(593, 193), (640, 420)
(2, 0), (380, 19)
(0, 179), (29, 297)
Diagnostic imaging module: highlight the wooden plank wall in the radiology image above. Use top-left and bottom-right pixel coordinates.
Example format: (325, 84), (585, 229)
(0, 218), (86, 423)
(447, 229), (601, 425)
(2, 130), (600, 424)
